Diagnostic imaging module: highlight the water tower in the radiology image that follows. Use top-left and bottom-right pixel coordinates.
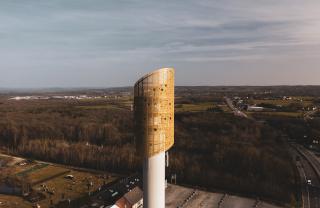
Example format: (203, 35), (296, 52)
(134, 68), (174, 208)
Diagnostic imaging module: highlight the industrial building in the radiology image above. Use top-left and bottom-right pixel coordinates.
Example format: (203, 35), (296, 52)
(247, 106), (264, 111)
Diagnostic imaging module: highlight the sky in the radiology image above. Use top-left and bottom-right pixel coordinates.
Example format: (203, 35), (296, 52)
(0, 0), (320, 88)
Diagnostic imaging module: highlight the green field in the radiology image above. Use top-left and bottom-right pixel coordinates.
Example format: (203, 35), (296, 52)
(248, 111), (303, 118)
(33, 169), (117, 207)
(1, 154), (119, 208)
(0, 194), (31, 208)
(174, 101), (233, 113)
(26, 165), (70, 184)
(252, 98), (313, 107)
(76, 105), (122, 110)
(16, 163), (49, 177)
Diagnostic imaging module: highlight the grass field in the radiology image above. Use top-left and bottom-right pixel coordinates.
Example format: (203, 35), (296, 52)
(0, 169), (116, 208)
(175, 102), (233, 113)
(76, 105), (122, 110)
(0, 194), (32, 208)
(119, 100), (133, 108)
(175, 102), (214, 112)
(33, 169), (117, 208)
(16, 163), (49, 177)
(248, 111), (303, 118)
(0, 154), (119, 208)
(75, 98), (133, 110)
(219, 104), (233, 113)
(252, 98), (313, 107)
(0, 156), (11, 167)
(26, 165), (70, 185)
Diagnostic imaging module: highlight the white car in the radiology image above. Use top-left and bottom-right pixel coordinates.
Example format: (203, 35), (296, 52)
(307, 179), (312, 185)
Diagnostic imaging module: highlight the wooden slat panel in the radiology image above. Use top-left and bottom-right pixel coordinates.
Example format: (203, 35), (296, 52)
(134, 68), (174, 158)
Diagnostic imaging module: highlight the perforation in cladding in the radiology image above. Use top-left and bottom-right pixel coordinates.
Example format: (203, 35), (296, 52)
(134, 68), (174, 158)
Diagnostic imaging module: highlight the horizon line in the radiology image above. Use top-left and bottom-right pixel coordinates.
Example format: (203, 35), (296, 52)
(1, 84), (320, 91)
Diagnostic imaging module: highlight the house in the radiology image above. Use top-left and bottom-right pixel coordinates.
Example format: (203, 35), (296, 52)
(115, 187), (143, 208)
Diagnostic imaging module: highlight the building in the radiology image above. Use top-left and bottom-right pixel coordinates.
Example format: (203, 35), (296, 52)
(247, 106), (264, 112)
(134, 68), (175, 208)
(115, 187), (143, 208)
(89, 175), (142, 208)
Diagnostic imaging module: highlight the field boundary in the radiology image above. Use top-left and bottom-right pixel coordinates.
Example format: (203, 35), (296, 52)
(31, 170), (71, 186)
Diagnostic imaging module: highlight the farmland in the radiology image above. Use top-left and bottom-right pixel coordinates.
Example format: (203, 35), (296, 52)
(1, 86), (320, 206)
(0, 154), (119, 208)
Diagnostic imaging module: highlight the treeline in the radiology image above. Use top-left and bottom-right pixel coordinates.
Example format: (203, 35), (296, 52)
(170, 112), (297, 203)
(16, 139), (137, 172)
(0, 100), (298, 204)
(252, 113), (320, 150)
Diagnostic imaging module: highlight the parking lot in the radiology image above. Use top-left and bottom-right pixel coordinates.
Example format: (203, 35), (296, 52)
(165, 184), (283, 208)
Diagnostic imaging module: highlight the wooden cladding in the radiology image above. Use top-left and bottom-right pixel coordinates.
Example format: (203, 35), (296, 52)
(134, 68), (174, 158)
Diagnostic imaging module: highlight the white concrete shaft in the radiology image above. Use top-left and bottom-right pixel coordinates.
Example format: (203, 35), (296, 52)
(143, 152), (165, 208)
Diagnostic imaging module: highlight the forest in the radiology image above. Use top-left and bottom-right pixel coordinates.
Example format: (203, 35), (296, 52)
(0, 91), (301, 205)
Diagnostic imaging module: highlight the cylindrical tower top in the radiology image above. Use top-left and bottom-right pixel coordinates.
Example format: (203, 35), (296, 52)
(134, 68), (175, 158)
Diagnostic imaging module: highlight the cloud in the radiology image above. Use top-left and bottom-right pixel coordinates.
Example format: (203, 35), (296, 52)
(0, 0), (320, 87)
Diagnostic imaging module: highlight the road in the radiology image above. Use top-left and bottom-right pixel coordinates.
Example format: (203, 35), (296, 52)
(224, 97), (248, 118)
(221, 98), (318, 207)
(291, 144), (320, 208)
(304, 109), (318, 121)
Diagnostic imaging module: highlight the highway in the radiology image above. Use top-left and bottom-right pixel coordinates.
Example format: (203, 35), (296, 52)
(291, 144), (320, 208)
